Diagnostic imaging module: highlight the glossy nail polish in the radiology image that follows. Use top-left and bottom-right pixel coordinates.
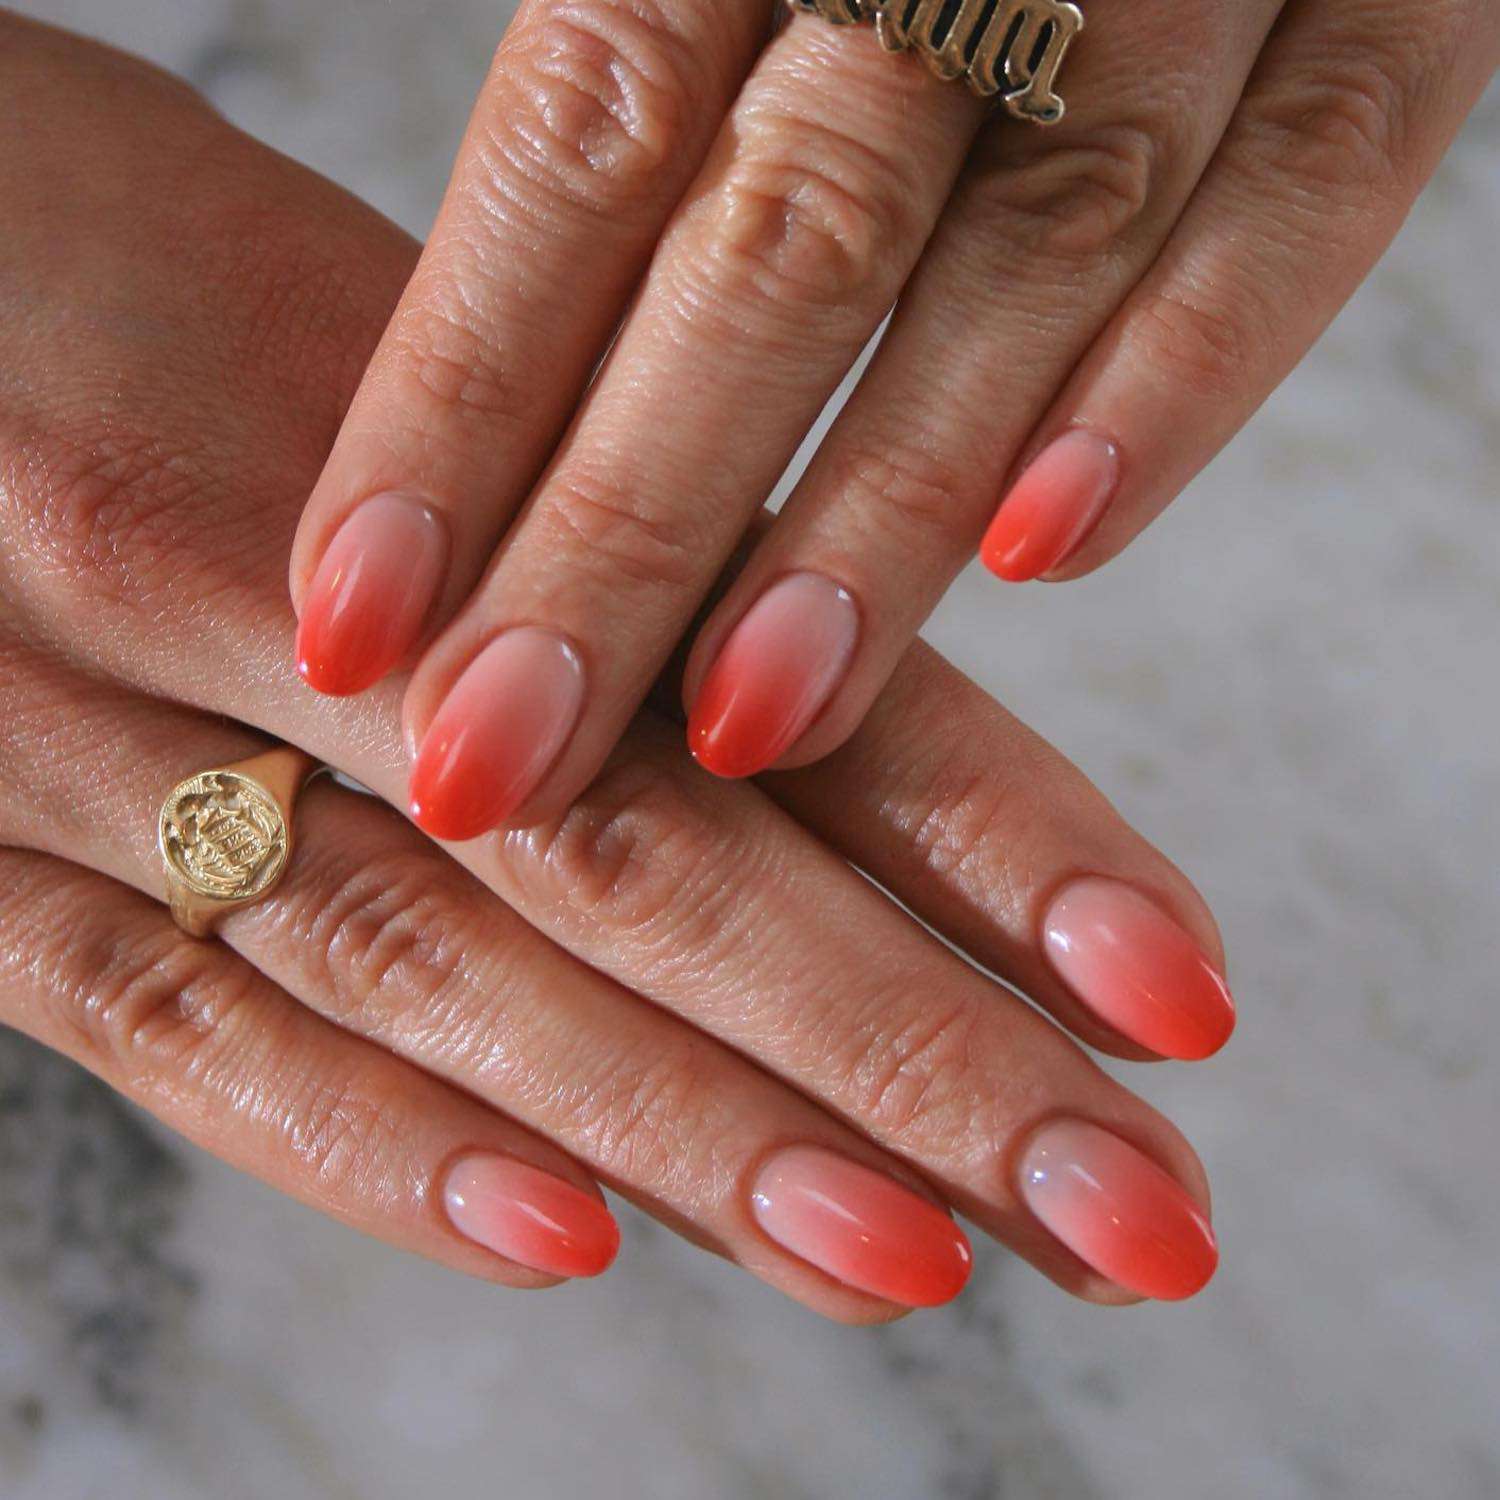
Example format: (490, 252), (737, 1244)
(689, 574), (859, 779)
(750, 1145), (972, 1308)
(409, 628), (584, 840)
(1043, 878), (1235, 1060)
(1018, 1120), (1218, 1301)
(981, 430), (1120, 582)
(444, 1154), (620, 1278)
(296, 494), (448, 695)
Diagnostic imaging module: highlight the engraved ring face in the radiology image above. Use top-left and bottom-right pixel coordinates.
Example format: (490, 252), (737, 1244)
(789, 0), (1084, 122)
(158, 771), (290, 904)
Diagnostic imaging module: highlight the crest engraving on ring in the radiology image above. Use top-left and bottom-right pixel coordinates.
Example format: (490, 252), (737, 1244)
(159, 771), (289, 903)
(788, 0), (1083, 121)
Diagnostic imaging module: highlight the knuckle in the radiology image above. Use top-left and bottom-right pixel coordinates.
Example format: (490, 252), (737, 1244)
(1135, 282), (1261, 401)
(971, 120), (1170, 263)
(285, 1075), (406, 1193)
(904, 769), (1039, 903)
(68, 926), (252, 1087)
(1244, 55), (1412, 197)
(700, 122), (911, 314)
(834, 441), (971, 548)
(567, 1045), (720, 1187)
(275, 847), (475, 1037)
(387, 296), (522, 425)
(526, 756), (727, 938)
(493, 1), (698, 223)
(842, 994), (989, 1144)
(541, 464), (705, 592)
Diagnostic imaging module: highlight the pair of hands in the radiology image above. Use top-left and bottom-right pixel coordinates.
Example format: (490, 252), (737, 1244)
(0, 14), (1230, 1317)
(290, 0), (1498, 839)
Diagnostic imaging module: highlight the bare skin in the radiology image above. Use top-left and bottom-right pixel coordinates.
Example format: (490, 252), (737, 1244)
(284, 0), (1500, 836)
(0, 15), (1231, 1316)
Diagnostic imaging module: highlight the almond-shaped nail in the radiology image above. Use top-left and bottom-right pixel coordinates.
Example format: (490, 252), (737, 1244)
(1018, 1120), (1218, 1301)
(1043, 878), (1235, 1060)
(981, 431), (1120, 583)
(409, 627), (584, 840)
(444, 1154), (619, 1278)
(689, 573), (859, 779)
(750, 1145), (972, 1308)
(296, 494), (448, 695)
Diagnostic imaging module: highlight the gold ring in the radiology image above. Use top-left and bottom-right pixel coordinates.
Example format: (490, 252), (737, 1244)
(158, 746), (320, 938)
(787, 0), (1084, 124)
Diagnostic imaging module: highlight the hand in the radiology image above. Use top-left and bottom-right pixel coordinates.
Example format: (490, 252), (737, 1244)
(285, 0), (1499, 839)
(2, 12), (1230, 1316)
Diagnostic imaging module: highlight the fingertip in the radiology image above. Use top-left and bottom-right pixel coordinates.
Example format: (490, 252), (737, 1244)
(981, 430), (1121, 583)
(686, 573), (860, 781)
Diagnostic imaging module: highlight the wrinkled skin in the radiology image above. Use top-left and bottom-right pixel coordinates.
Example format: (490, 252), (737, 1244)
(1, 13), (1222, 1318)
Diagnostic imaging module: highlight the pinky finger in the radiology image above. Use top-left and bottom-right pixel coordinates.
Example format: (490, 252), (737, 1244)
(0, 848), (618, 1288)
(981, 0), (1500, 582)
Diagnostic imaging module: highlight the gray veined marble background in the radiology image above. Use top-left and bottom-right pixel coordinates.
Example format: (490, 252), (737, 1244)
(3, 2), (1498, 1497)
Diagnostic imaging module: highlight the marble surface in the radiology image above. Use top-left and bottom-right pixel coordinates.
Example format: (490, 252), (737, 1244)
(3, 3), (1498, 1497)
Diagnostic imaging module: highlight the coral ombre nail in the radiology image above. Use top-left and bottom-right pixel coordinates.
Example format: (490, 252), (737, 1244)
(1043, 878), (1235, 1060)
(444, 1155), (619, 1278)
(1018, 1120), (1218, 1301)
(689, 573), (858, 779)
(296, 493), (448, 696)
(981, 430), (1120, 582)
(750, 1146), (972, 1308)
(409, 628), (584, 841)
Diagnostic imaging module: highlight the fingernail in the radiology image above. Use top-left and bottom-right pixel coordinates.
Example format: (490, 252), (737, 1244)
(750, 1145), (972, 1308)
(981, 430), (1120, 583)
(1018, 1120), (1218, 1301)
(296, 494), (448, 695)
(1042, 877), (1235, 1060)
(444, 1154), (620, 1278)
(688, 574), (859, 779)
(409, 627), (584, 840)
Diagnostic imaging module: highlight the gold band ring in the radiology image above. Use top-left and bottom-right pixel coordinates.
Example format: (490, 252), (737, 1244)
(158, 746), (320, 938)
(787, 0), (1084, 123)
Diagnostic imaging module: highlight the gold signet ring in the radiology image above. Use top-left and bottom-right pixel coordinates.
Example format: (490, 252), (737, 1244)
(158, 746), (320, 938)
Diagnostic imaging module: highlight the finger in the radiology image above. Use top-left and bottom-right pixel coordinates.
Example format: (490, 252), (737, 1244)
(987, 0), (1500, 579)
(0, 848), (606, 1290)
(762, 635), (1233, 1063)
(14, 539), (1216, 1302)
(478, 715), (1220, 1304)
(399, 15), (986, 838)
(6, 131), (1222, 1304)
(0, 642), (975, 1320)
(682, 0), (1285, 769)
(288, 0), (774, 695)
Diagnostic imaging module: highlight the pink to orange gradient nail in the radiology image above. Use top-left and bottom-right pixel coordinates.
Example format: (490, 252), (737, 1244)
(296, 493), (448, 696)
(409, 627), (584, 841)
(750, 1145), (972, 1308)
(689, 573), (859, 779)
(444, 1154), (619, 1279)
(981, 430), (1120, 583)
(1018, 1120), (1218, 1301)
(1043, 878), (1236, 1061)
